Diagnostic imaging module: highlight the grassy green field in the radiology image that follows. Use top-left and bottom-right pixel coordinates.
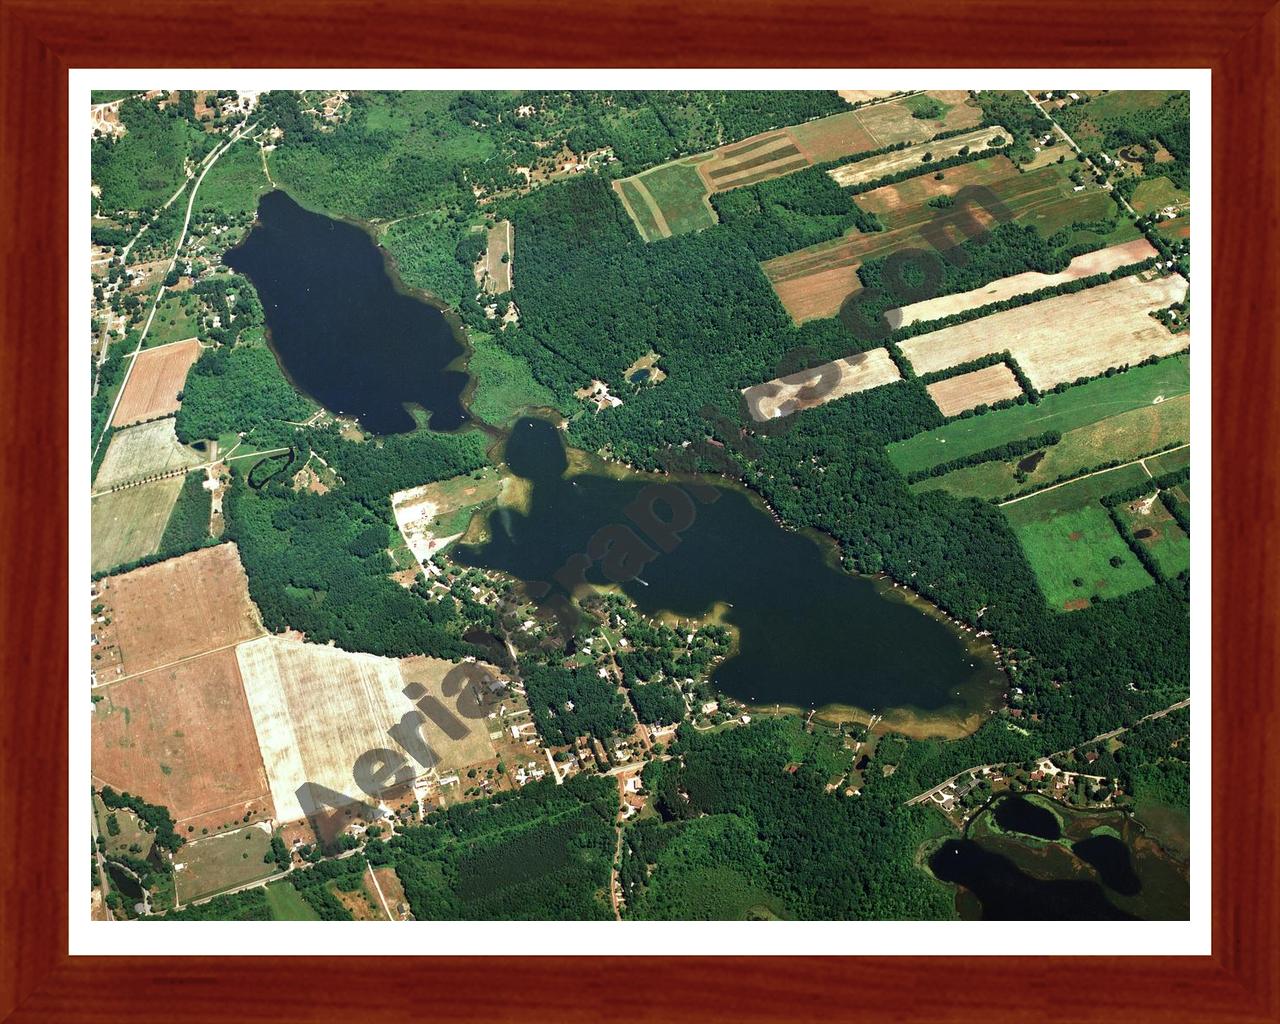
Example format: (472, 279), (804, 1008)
(93, 795), (155, 860)
(91, 478), (185, 573)
(915, 397), (1190, 501)
(145, 293), (202, 348)
(1144, 445), (1191, 476)
(173, 825), (276, 904)
(467, 333), (559, 426)
(1009, 503), (1154, 609)
(1000, 463), (1151, 521)
(889, 357), (1190, 476)
(264, 880), (320, 920)
(196, 140), (271, 217)
(617, 180), (663, 242)
(1118, 494), (1191, 577)
(1130, 175), (1189, 215)
(634, 161), (717, 237)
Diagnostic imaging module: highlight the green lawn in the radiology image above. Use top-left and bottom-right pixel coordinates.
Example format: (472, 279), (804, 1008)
(1117, 493), (1191, 577)
(1130, 175), (1189, 215)
(173, 825), (276, 904)
(1010, 503), (1154, 610)
(1143, 444), (1191, 477)
(889, 357), (1190, 476)
(264, 879), (320, 921)
(636, 161), (717, 236)
(1001, 463), (1151, 523)
(145, 292), (202, 348)
(915, 396), (1189, 501)
(467, 332), (560, 426)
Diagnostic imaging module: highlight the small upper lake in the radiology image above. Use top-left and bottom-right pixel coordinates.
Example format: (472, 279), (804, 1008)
(452, 417), (1004, 726)
(227, 190), (470, 435)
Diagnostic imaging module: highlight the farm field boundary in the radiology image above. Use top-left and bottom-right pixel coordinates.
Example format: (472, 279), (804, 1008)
(897, 272), (1189, 390)
(615, 92), (984, 241)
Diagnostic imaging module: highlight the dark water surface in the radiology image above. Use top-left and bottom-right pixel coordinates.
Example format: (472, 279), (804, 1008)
(227, 190), (469, 434)
(453, 417), (1002, 717)
(929, 839), (1136, 920)
(930, 794), (1188, 920)
(993, 793), (1062, 840)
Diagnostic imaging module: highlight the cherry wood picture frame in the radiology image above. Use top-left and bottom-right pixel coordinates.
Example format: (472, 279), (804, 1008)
(2, 1), (1276, 1020)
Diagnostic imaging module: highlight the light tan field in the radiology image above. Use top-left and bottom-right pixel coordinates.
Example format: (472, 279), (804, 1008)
(95, 543), (264, 677)
(891, 238), (1159, 326)
(839, 90), (899, 105)
(236, 637), (498, 825)
(898, 273), (1189, 389)
(112, 338), (201, 427)
(91, 477), (184, 573)
(477, 220), (512, 295)
(92, 647), (274, 832)
(926, 363), (1024, 417)
(94, 417), (204, 491)
(741, 348), (901, 421)
(827, 126), (1008, 188)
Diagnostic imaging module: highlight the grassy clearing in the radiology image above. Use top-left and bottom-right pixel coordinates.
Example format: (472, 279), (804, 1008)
(197, 141), (272, 217)
(467, 333), (559, 426)
(1117, 494), (1191, 577)
(265, 879), (321, 920)
(1001, 463), (1152, 522)
(144, 293), (202, 348)
(173, 825), (275, 904)
(915, 396), (1189, 501)
(616, 180), (663, 242)
(1143, 443), (1191, 477)
(91, 478), (185, 573)
(1130, 175), (1189, 215)
(1010, 503), (1154, 609)
(636, 161), (717, 236)
(888, 357), (1190, 476)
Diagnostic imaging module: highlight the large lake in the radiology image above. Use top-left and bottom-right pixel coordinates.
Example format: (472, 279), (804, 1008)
(453, 417), (1004, 727)
(227, 190), (469, 434)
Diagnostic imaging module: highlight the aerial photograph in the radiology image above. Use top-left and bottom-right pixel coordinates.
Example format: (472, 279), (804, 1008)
(87, 87), (1192, 923)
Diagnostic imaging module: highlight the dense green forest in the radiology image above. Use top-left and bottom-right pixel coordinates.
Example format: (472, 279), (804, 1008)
(519, 662), (636, 746)
(622, 718), (952, 919)
(224, 424), (490, 659)
(157, 471), (212, 554)
(175, 344), (313, 444)
(92, 96), (214, 213)
(386, 774), (616, 919)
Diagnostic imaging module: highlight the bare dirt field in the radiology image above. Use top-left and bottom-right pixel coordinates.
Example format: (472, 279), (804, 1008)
(891, 238), (1158, 326)
(476, 220), (512, 295)
(899, 273), (1190, 389)
(94, 417), (205, 491)
(236, 637), (498, 825)
(91, 478), (184, 574)
(926, 363), (1025, 416)
(741, 348), (901, 420)
(838, 90), (899, 105)
(92, 646), (274, 829)
(764, 157), (1113, 323)
(112, 338), (202, 427)
(827, 126), (1008, 188)
(95, 543), (264, 677)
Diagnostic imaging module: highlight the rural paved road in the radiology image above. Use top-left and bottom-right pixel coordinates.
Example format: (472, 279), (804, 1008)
(1023, 90), (1139, 221)
(905, 696), (1191, 806)
(92, 120), (260, 464)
